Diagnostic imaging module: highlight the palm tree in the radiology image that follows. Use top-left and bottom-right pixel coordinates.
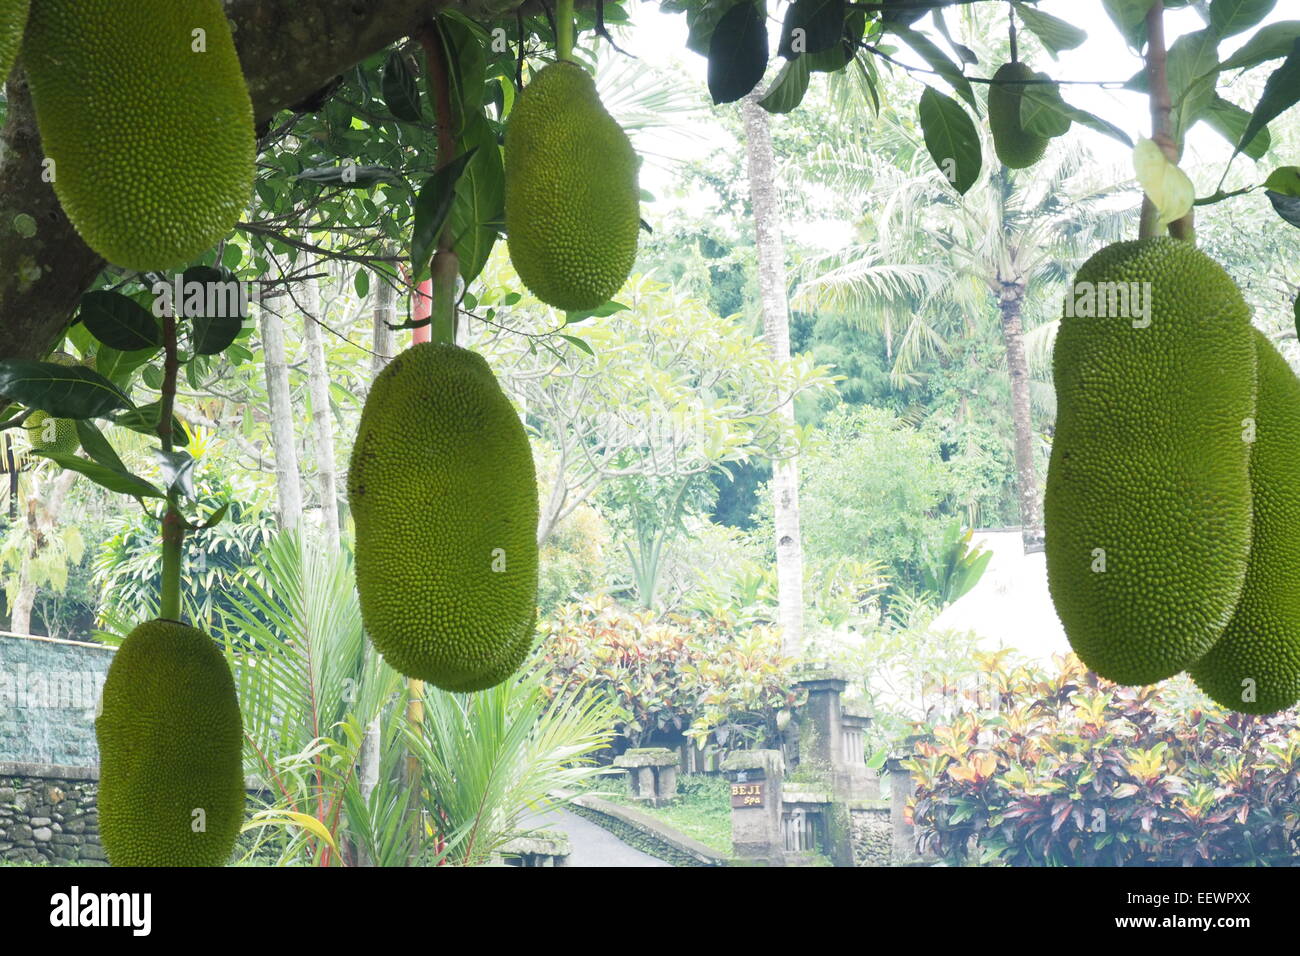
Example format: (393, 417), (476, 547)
(794, 104), (1133, 552)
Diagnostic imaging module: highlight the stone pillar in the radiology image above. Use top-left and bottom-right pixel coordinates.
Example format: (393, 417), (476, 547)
(722, 749), (784, 865)
(612, 747), (680, 807)
(792, 662), (848, 776)
(885, 755), (917, 863)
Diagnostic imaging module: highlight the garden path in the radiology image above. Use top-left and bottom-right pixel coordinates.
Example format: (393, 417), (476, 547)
(529, 807), (671, 867)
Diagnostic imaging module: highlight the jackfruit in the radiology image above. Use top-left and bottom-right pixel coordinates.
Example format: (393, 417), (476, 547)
(1045, 238), (1256, 686)
(504, 61), (639, 312)
(1190, 331), (1300, 714)
(0, 0), (29, 86)
(25, 410), (78, 455)
(96, 619), (244, 867)
(24, 0), (255, 271)
(988, 61), (1049, 170)
(348, 343), (539, 692)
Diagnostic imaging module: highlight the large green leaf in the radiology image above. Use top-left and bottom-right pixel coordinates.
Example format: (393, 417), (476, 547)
(1236, 39), (1300, 158)
(1210, 0), (1277, 38)
(79, 291), (162, 352)
(1011, 3), (1087, 58)
(0, 361), (131, 418)
(759, 55), (812, 114)
(33, 451), (164, 499)
(707, 0), (768, 104)
(446, 113), (503, 287)
(1218, 20), (1300, 72)
(412, 148), (478, 283)
(893, 25), (978, 113)
(917, 86), (982, 195)
(1204, 95), (1271, 159)
(381, 49), (423, 123)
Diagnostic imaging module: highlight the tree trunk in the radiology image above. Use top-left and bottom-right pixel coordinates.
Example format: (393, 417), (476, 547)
(740, 93), (805, 657)
(259, 305), (303, 533)
(9, 468), (77, 635)
(301, 278), (340, 542)
(0, 0), (534, 370)
(370, 255), (399, 385)
(997, 284), (1043, 553)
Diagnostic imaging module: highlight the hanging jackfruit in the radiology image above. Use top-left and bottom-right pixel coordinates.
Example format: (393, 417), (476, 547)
(348, 343), (539, 692)
(25, 410), (78, 455)
(0, 0), (29, 86)
(1190, 331), (1300, 715)
(1045, 238), (1256, 686)
(96, 620), (245, 867)
(23, 0), (255, 271)
(988, 61), (1050, 170)
(504, 61), (640, 312)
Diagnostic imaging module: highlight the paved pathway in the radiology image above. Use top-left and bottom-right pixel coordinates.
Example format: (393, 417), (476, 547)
(527, 806), (671, 867)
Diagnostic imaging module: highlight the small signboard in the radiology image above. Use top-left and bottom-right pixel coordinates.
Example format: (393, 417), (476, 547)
(730, 781), (764, 808)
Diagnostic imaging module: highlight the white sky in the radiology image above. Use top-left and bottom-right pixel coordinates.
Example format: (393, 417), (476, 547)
(607, 1), (1295, 251)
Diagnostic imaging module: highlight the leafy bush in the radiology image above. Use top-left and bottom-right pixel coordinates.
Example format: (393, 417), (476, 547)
(539, 596), (796, 752)
(905, 653), (1300, 866)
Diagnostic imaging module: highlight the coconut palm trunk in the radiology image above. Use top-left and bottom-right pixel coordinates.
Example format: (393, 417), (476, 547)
(741, 92), (805, 655)
(995, 278), (1043, 552)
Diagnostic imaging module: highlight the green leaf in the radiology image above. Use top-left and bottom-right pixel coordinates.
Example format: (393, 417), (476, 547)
(32, 451), (164, 499)
(79, 291), (162, 352)
(917, 86), (982, 195)
(1166, 29), (1222, 139)
(381, 50), (423, 123)
(1236, 39), (1300, 158)
(894, 26), (978, 113)
(0, 361), (131, 418)
(181, 266), (246, 356)
(778, 0), (845, 58)
(1204, 95), (1271, 159)
(439, 16), (488, 137)
(1210, 0), (1277, 38)
(1217, 20), (1300, 72)
(929, 9), (977, 66)
(74, 419), (128, 474)
(1103, 0), (1155, 48)
(1020, 83), (1134, 147)
(1011, 3), (1087, 58)
(1018, 79), (1072, 139)
(446, 115), (503, 288)
(112, 401), (188, 445)
(558, 334), (595, 357)
(156, 449), (197, 499)
(355, 269), (370, 299)
(759, 55), (812, 114)
(198, 501), (230, 530)
(565, 300), (629, 325)
(412, 147), (479, 283)
(707, 0), (768, 105)
(807, 9), (864, 73)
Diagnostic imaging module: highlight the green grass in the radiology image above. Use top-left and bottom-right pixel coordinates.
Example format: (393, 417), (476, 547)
(587, 771), (734, 855)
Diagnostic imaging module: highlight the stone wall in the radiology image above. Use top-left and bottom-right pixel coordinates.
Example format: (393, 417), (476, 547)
(0, 773), (104, 864)
(850, 806), (893, 867)
(0, 632), (114, 864)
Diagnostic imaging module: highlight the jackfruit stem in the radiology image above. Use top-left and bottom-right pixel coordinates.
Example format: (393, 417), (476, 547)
(158, 308), (185, 621)
(1139, 0), (1195, 243)
(557, 0), (575, 62)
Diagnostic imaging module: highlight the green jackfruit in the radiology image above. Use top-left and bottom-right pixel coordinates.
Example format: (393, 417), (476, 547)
(505, 61), (639, 312)
(25, 410), (78, 455)
(989, 62), (1049, 170)
(0, 0), (29, 86)
(348, 343), (539, 692)
(24, 0), (255, 271)
(1190, 331), (1300, 714)
(1045, 238), (1256, 685)
(96, 620), (244, 866)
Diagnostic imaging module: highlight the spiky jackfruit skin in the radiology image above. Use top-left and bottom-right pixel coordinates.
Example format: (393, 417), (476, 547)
(348, 344), (539, 692)
(505, 61), (639, 312)
(24, 410), (78, 455)
(0, 0), (30, 86)
(989, 62), (1050, 170)
(96, 620), (244, 867)
(1045, 238), (1256, 686)
(1190, 331), (1300, 714)
(24, 0), (255, 271)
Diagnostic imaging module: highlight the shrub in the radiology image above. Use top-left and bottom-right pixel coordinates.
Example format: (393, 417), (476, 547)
(538, 596), (796, 752)
(905, 653), (1300, 866)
